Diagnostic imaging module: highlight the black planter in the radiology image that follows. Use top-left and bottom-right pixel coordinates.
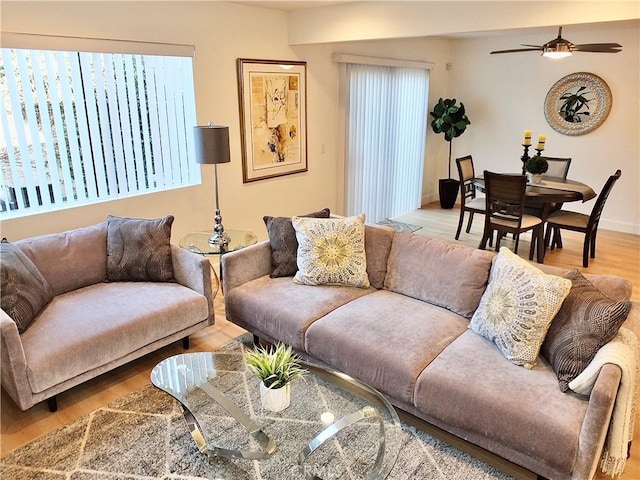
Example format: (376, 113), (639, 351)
(439, 178), (459, 209)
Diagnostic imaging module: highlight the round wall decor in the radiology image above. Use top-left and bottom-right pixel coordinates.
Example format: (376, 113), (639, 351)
(544, 72), (612, 136)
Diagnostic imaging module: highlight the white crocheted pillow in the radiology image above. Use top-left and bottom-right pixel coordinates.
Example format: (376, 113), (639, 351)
(292, 214), (370, 288)
(469, 247), (571, 369)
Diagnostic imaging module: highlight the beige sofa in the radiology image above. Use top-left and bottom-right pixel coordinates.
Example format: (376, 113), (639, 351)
(1, 221), (214, 411)
(222, 223), (637, 480)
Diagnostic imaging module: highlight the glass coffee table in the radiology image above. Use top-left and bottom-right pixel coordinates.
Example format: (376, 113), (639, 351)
(151, 349), (402, 479)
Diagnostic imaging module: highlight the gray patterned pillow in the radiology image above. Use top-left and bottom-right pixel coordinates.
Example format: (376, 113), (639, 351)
(541, 269), (632, 392)
(469, 247), (571, 369)
(0, 239), (53, 333)
(106, 215), (174, 282)
(263, 208), (330, 278)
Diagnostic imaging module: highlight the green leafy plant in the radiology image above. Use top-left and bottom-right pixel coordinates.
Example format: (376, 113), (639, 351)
(244, 343), (306, 389)
(559, 86), (592, 123)
(429, 98), (471, 179)
(525, 156), (549, 174)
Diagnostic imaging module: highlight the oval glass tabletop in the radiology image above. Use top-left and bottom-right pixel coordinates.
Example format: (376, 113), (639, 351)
(178, 229), (258, 255)
(150, 350), (402, 480)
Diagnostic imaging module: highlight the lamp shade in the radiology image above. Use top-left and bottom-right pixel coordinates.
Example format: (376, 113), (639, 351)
(194, 125), (231, 165)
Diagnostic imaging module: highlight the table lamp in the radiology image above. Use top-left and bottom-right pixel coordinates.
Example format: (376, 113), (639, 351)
(194, 123), (231, 247)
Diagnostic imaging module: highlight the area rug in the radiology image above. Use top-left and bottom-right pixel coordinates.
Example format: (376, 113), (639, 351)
(1, 342), (513, 480)
(377, 218), (422, 233)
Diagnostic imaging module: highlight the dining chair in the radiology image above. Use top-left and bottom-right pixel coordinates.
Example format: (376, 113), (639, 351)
(544, 169), (622, 268)
(479, 171), (544, 263)
(541, 157), (572, 180)
(454, 155), (486, 240)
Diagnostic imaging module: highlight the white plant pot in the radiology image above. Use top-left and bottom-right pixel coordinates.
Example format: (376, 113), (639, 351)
(260, 382), (290, 412)
(527, 172), (543, 184)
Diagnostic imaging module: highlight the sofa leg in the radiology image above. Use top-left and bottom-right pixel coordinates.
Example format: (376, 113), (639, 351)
(182, 336), (190, 349)
(253, 334), (261, 346)
(47, 396), (58, 412)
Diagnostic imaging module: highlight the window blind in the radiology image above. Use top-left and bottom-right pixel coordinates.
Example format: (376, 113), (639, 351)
(0, 34), (198, 217)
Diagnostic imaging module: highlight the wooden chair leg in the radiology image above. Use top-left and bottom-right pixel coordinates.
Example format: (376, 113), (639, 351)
(455, 211), (465, 240)
(582, 236), (590, 268)
(544, 224), (552, 250)
(465, 211), (475, 233)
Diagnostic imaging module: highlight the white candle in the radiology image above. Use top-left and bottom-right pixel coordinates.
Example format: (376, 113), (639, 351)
(320, 412), (335, 425)
(537, 134), (546, 150)
(523, 130), (532, 146)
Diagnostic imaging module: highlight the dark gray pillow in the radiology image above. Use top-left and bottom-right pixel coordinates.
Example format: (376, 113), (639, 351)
(0, 239), (53, 333)
(106, 215), (174, 282)
(541, 269), (632, 392)
(263, 208), (330, 278)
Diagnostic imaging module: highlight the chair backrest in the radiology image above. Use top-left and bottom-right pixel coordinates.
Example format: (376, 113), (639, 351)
(587, 169), (622, 232)
(542, 157), (572, 179)
(456, 155), (477, 206)
(483, 171), (527, 229)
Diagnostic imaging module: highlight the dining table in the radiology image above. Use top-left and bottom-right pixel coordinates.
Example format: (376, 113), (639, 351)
(473, 174), (597, 262)
(474, 174), (596, 222)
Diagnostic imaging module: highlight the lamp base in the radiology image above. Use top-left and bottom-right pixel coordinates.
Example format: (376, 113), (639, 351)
(208, 231), (231, 247)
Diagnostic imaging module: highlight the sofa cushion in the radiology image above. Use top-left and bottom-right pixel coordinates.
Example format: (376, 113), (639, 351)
(0, 240), (53, 333)
(541, 269), (632, 392)
(414, 330), (589, 478)
(225, 275), (374, 351)
(363, 224), (394, 290)
(15, 222), (108, 296)
(263, 208), (330, 278)
(383, 233), (494, 318)
(305, 290), (469, 405)
(106, 215), (174, 282)
(21, 282), (209, 394)
(292, 214), (370, 288)
(469, 247), (571, 369)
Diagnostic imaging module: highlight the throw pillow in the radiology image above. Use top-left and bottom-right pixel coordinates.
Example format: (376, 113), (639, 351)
(263, 208), (330, 278)
(106, 215), (174, 282)
(292, 214), (370, 288)
(469, 247), (571, 369)
(0, 239), (53, 333)
(541, 269), (632, 392)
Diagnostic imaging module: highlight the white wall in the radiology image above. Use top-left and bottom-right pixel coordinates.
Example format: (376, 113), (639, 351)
(451, 21), (639, 234)
(1, 2), (638, 243)
(0, 1), (341, 242)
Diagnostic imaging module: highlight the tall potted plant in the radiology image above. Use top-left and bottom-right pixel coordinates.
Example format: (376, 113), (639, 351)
(429, 98), (471, 209)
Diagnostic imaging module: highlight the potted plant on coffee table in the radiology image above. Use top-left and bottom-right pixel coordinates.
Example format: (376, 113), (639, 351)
(524, 156), (548, 184)
(429, 98), (471, 209)
(245, 343), (306, 412)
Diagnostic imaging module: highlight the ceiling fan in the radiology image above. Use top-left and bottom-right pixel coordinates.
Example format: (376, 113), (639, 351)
(490, 26), (622, 58)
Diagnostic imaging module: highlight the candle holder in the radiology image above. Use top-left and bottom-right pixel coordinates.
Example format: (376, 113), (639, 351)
(520, 144), (531, 174)
(535, 148), (544, 156)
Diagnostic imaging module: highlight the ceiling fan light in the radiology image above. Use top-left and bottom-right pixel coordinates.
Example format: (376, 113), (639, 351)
(543, 44), (572, 59)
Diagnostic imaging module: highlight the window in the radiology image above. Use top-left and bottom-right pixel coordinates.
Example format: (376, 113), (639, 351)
(334, 54), (431, 223)
(0, 35), (198, 217)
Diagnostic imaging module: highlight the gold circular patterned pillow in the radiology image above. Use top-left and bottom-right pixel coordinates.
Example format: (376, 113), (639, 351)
(469, 247), (572, 369)
(292, 214), (370, 288)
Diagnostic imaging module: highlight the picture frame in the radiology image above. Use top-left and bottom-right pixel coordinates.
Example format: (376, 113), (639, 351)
(544, 72), (612, 136)
(237, 59), (308, 183)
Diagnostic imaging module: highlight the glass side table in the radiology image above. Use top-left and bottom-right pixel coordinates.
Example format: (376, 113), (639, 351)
(179, 229), (258, 297)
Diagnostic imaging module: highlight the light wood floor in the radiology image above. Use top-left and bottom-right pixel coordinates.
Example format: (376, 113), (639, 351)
(1, 203), (638, 480)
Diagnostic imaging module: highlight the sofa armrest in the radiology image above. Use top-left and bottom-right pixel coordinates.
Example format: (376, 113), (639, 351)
(572, 363), (621, 480)
(221, 240), (272, 293)
(171, 245), (214, 324)
(1, 310), (33, 410)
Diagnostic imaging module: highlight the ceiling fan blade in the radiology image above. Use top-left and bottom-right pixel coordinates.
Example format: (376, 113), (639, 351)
(490, 47), (543, 54)
(521, 44), (544, 48)
(574, 43), (622, 50)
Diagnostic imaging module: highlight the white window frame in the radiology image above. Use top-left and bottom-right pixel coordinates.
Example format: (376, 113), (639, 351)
(0, 33), (199, 218)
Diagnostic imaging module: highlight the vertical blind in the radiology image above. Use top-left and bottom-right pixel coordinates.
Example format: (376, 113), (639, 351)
(344, 62), (429, 223)
(0, 35), (198, 217)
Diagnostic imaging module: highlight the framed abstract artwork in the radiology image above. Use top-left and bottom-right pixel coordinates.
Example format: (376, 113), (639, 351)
(237, 59), (308, 182)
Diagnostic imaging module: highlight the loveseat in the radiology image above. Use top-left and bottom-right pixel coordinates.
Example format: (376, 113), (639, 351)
(222, 215), (637, 480)
(1, 216), (214, 411)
